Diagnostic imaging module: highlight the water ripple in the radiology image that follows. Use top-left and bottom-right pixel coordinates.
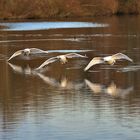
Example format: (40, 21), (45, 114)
(117, 65), (140, 72)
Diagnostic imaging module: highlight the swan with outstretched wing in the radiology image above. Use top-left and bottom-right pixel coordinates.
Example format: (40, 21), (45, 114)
(36, 53), (87, 70)
(84, 53), (133, 71)
(8, 48), (48, 61)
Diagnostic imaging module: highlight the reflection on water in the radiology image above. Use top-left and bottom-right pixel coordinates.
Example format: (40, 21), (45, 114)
(0, 16), (140, 140)
(85, 79), (133, 98)
(37, 73), (84, 90)
(0, 21), (108, 31)
(0, 38), (88, 43)
(117, 64), (140, 72)
(8, 63), (37, 75)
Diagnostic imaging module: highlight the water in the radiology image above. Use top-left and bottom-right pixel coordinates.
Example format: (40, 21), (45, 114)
(0, 16), (140, 140)
(0, 21), (108, 31)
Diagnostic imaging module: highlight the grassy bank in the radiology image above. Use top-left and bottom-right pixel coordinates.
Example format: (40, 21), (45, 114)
(0, 0), (140, 19)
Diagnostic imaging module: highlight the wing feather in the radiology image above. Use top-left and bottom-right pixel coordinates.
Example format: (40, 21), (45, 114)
(36, 57), (58, 70)
(112, 53), (133, 62)
(30, 48), (48, 54)
(65, 53), (87, 58)
(8, 50), (23, 61)
(84, 57), (104, 71)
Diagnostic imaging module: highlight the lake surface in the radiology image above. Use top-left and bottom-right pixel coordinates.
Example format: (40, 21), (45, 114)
(0, 16), (140, 140)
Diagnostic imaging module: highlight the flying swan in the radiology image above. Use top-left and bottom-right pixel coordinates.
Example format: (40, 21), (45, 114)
(36, 53), (87, 70)
(8, 48), (48, 61)
(84, 53), (133, 71)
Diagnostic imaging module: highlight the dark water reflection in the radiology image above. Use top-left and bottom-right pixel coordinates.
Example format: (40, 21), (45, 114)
(0, 16), (140, 140)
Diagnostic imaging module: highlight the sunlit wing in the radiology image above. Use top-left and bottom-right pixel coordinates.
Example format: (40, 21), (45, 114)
(65, 53), (87, 58)
(8, 50), (23, 61)
(36, 57), (58, 70)
(84, 57), (104, 71)
(30, 48), (48, 54)
(112, 53), (133, 62)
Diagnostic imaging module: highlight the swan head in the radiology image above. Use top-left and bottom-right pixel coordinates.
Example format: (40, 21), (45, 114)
(59, 55), (68, 64)
(108, 59), (116, 65)
(104, 56), (115, 65)
(24, 48), (31, 56)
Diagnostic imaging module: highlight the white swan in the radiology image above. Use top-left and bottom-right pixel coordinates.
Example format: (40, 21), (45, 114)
(36, 53), (87, 70)
(84, 53), (133, 71)
(8, 48), (48, 61)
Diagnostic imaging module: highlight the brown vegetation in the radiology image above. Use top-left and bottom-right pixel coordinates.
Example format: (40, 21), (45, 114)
(117, 0), (140, 14)
(0, 0), (140, 19)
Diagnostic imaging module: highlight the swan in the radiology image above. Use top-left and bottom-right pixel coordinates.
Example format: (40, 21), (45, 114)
(84, 53), (133, 71)
(8, 48), (48, 61)
(36, 53), (87, 70)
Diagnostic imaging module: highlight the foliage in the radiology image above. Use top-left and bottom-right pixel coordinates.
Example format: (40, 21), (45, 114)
(0, 0), (140, 19)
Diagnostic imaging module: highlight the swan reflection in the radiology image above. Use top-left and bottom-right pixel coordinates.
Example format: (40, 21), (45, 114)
(105, 82), (133, 97)
(8, 62), (37, 75)
(37, 73), (84, 90)
(85, 79), (105, 94)
(85, 79), (133, 98)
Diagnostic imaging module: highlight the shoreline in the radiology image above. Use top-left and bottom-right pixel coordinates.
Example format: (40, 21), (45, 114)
(0, 14), (139, 22)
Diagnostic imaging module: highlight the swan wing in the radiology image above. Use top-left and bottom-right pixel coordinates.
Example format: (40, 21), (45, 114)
(36, 57), (58, 70)
(84, 57), (104, 71)
(30, 48), (48, 54)
(112, 53), (133, 62)
(65, 53), (87, 58)
(8, 50), (23, 61)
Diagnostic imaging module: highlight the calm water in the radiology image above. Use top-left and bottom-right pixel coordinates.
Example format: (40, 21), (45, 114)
(0, 16), (140, 140)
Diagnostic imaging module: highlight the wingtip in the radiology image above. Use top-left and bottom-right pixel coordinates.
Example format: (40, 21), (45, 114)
(84, 67), (88, 72)
(84, 64), (91, 71)
(128, 58), (133, 63)
(7, 58), (11, 62)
